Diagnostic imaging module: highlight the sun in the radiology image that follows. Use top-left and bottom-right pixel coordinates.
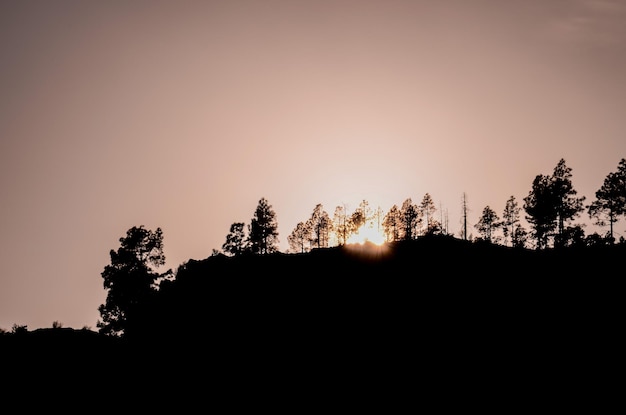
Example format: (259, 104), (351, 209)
(347, 225), (387, 245)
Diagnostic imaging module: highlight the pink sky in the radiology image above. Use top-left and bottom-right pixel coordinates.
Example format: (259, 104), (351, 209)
(2, 0), (626, 330)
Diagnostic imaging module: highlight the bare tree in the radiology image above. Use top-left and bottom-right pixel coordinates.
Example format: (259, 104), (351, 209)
(439, 203), (449, 235)
(460, 192), (470, 241)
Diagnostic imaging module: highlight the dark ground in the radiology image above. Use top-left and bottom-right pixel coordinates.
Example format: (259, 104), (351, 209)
(2, 235), (621, 407)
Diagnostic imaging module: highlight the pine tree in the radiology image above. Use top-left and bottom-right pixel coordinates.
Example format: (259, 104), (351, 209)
(588, 158), (626, 243)
(247, 197), (279, 254)
(97, 226), (171, 337)
(502, 195), (521, 247)
(222, 222), (247, 256)
(551, 159), (586, 248)
(475, 206), (501, 243)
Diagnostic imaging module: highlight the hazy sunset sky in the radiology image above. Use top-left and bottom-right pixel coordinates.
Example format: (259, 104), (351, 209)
(2, 0), (625, 331)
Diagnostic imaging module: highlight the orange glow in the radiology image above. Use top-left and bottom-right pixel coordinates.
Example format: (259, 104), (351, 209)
(347, 225), (386, 246)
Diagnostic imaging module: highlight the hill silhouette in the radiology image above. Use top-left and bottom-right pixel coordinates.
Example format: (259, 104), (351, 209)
(3, 235), (621, 375)
(4, 234), (622, 346)
(152, 234), (620, 339)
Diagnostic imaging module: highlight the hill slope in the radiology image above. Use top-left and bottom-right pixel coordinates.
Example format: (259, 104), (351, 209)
(2, 235), (620, 402)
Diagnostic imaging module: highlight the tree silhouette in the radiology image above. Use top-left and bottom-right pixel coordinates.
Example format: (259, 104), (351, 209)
(512, 223), (528, 248)
(588, 158), (626, 243)
(345, 212), (361, 241)
(475, 206), (501, 243)
(307, 203), (332, 249)
(357, 200), (372, 225)
(502, 195), (522, 247)
(332, 204), (349, 246)
(97, 225), (171, 337)
(460, 192), (470, 241)
(247, 197), (279, 254)
(524, 174), (558, 249)
(524, 159), (585, 249)
(439, 203), (450, 235)
(371, 205), (384, 236)
(222, 222), (247, 256)
(288, 221), (312, 253)
(399, 198), (419, 240)
(207, 157), (625, 254)
(551, 159), (586, 248)
(420, 193), (440, 235)
(382, 204), (401, 242)
(348, 201), (368, 240)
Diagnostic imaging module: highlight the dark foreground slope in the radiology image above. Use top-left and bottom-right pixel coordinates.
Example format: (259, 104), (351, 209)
(2, 235), (621, 403)
(5, 234), (620, 351)
(127, 235), (622, 359)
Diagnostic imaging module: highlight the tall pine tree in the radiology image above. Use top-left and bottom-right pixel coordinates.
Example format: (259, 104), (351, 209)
(247, 197), (279, 254)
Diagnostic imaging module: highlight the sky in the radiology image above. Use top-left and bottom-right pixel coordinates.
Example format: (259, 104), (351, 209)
(2, 0), (626, 331)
